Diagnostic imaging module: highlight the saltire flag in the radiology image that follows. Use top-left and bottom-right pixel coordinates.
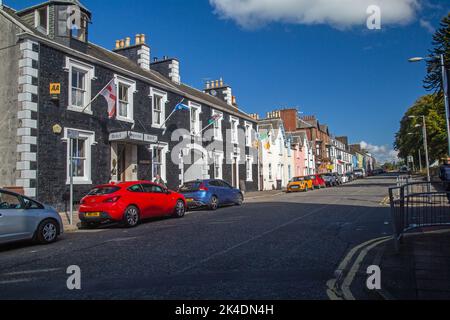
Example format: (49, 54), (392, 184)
(175, 101), (190, 111)
(100, 79), (117, 118)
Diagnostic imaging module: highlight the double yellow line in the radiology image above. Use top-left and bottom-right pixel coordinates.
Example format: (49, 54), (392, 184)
(326, 236), (392, 300)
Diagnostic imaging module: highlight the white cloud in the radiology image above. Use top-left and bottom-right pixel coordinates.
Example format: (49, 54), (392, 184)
(210, 0), (420, 29)
(419, 18), (435, 33)
(360, 141), (399, 163)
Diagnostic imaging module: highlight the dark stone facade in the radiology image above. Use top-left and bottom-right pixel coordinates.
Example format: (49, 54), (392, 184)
(36, 44), (258, 210)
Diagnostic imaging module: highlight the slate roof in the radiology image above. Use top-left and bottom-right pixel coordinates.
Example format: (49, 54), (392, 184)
(1, 4), (256, 122)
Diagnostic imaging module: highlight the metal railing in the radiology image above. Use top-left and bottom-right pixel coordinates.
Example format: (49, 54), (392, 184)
(389, 181), (450, 251)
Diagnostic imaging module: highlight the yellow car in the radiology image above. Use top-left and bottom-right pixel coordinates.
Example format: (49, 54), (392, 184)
(286, 176), (314, 193)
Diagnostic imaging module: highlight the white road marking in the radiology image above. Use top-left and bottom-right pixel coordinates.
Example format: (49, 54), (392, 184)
(2, 268), (62, 277)
(0, 278), (34, 285)
(177, 200), (342, 274)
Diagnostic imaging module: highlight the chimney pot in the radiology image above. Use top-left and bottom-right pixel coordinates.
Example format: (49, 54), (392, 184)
(125, 37), (131, 47)
(119, 39), (125, 48)
(206, 81), (210, 89)
(219, 78), (223, 87)
(215, 80), (219, 87)
(140, 34), (146, 44)
(115, 40), (121, 49)
(135, 34), (141, 45)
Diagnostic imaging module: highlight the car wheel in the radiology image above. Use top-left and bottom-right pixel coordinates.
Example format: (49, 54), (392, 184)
(35, 219), (59, 244)
(123, 205), (140, 228)
(236, 193), (244, 206)
(209, 196), (219, 211)
(173, 200), (186, 218)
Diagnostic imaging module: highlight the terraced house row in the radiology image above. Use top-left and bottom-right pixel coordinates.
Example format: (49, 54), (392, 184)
(250, 110), (376, 191)
(0, 0), (258, 210)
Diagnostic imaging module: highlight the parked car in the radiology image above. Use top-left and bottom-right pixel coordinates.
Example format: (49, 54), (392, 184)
(0, 189), (63, 245)
(330, 173), (343, 185)
(341, 174), (349, 184)
(345, 172), (355, 182)
(79, 181), (187, 228)
(178, 180), (243, 210)
(287, 176), (313, 192)
(353, 169), (365, 179)
(306, 175), (326, 189)
(322, 174), (338, 187)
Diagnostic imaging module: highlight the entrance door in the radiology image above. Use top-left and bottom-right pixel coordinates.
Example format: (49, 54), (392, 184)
(117, 144), (127, 182)
(115, 143), (138, 182)
(184, 149), (208, 182)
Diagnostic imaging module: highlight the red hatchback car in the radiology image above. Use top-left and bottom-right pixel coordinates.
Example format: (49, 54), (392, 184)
(307, 175), (327, 189)
(79, 181), (187, 228)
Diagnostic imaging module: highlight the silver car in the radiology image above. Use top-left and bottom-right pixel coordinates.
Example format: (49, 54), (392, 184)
(0, 189), (63, 245)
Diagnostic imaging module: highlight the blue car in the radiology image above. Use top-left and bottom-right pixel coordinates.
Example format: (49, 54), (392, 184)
(179, 180), (244, 210)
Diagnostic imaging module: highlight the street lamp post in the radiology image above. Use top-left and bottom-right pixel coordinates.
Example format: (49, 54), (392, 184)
(409, 115), (431, 183)
(409, 54), (450, 156)
(418, 148), (423, 172)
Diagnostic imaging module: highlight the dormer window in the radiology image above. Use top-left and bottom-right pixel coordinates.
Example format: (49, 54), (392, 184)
(35, 6), (49, 34)
(71, 16), (88, 42)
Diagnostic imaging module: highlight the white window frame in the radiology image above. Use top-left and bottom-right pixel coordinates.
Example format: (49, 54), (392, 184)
(244, 121), (253, 147)
(213, 151), (224, 179)
(66, 57), (95, 115)
(35, 6), (49, 35)
(246, 155), (254, 182)
(63, 128), (96, 185)
(150, 143), (168, 182)
(230, 116), (239, 144)
(115, 75), (136, 124)
(189, 101), (202, 135)
(150, 87), (167, 129)
(212, 110), (223, 141)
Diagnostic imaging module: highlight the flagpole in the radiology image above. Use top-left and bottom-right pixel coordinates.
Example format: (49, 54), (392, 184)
(81, 79), (114, 113)
(160, 98), (185, 129)
(195, 118), (218, 138)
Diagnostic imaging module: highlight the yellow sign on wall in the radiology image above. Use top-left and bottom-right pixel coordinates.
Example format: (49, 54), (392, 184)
(50, 83), (61, 95)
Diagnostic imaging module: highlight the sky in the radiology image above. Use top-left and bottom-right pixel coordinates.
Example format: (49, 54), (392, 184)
(5, 0), (449, 163)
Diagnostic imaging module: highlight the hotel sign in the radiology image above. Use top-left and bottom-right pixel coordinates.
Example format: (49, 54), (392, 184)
(109, 131), (158, 144)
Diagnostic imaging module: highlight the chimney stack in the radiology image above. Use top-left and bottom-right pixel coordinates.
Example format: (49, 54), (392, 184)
(151, 56), (181, 84)
(204, 78), (234, 107)
(114, 34), (150, 71)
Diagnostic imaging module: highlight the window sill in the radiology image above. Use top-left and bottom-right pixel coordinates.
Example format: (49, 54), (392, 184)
(152, 124), (166, 130)
(67, 106), (93, 115)
(116, 116), (135, 124)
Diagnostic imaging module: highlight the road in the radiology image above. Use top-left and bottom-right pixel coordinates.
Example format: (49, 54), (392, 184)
(0, 176), (395, 300)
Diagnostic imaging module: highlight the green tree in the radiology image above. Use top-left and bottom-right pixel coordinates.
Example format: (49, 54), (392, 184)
(424, 13), (450, 96)
(394, 95), (448, 163)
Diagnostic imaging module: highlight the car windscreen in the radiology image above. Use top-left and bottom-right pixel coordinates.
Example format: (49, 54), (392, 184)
(179, 182), (202, 192)
(88, 186), (120, 196)
(292, 177), (305, 182)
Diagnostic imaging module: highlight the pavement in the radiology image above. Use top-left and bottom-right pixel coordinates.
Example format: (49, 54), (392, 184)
(0, 176), (399, 299)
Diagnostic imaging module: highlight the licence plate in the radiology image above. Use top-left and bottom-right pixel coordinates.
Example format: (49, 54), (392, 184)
(86, 212), (101, 217)
(291, 186), (299, 189)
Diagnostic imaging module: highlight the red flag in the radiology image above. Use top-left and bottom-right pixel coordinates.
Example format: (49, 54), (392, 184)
(100, 79), (117, 119)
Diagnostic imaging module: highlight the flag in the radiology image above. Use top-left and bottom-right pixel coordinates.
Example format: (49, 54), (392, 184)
(100, 79), (117, 119)
(175, 102), (190, 111)
(208, 114), (222, 125)
(258, 132), (269, 141)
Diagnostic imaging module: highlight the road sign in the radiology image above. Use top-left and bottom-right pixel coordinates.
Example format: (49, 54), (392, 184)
(50, 83), (61, 95)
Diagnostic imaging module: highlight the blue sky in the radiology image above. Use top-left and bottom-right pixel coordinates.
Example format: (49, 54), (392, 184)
(5, 0), (449, 162)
